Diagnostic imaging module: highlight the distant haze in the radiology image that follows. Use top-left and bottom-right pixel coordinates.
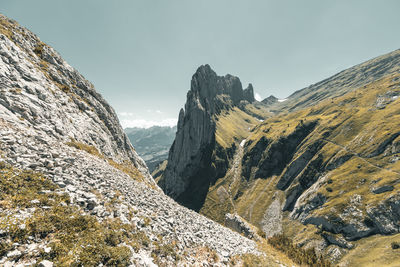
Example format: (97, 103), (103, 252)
(2, 0), (400, 128)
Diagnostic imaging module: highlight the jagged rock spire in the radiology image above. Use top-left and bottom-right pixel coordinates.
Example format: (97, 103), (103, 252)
(159, 64), (255, 209)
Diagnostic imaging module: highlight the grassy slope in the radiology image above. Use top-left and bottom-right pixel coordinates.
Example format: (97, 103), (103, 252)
(200, 104), (270, 223)
(241, 72), (399, 213)
(338, 233), (400, 267)
(200, 72), (400, 265)
(238, 73), (400, 264)
(215, 105), (269, 149)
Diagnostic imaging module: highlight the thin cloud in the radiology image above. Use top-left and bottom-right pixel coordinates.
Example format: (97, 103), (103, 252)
(119, 112), (134, 117)
(119, 110), (175, 128)
(120, 118), (177, 129)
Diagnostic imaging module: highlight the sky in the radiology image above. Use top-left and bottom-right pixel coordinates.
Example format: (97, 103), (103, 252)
(1, 1), (400, 128)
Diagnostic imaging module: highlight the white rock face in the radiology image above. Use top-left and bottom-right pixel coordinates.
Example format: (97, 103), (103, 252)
(0, 14), (257, 265)
(0, 15), (153, 185)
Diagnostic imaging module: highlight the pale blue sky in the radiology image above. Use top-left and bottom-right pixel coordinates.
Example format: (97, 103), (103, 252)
(1, 1), (400, 127)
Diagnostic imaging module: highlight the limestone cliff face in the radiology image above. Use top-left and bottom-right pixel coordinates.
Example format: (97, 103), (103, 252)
(159, 64), (255, 210)
(0, 14), (153, 184)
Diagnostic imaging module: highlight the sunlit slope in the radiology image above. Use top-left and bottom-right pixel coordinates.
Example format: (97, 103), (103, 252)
(203, 72), (400, 264)
(270, 49), (400, 113)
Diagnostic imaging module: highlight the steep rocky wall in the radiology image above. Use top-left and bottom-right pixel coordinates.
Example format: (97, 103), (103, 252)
(159, 65), (256, 210)
(241, 121), (318, 181)
(0, 14), (153, 183)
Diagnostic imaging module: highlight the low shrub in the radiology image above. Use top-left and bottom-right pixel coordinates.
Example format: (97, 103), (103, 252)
(257, 228), (266, 238)
(268, 234), (331, 267)
(391, 242), (400, 250)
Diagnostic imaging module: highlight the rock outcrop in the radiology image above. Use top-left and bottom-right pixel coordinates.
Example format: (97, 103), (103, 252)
(243, 83), (256, 103)
(225, 213), (260, 240)
(0, 15), (153, 184)
(261, 95), (278, 105)
(158, 65), (256, 210)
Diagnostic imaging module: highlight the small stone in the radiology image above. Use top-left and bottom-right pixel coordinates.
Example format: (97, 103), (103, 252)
(66, 185), (77, 192)
(38, 260), (53, 267)
(30, 199), (40, 204)
(7, 249), (22, 258)
(4, 261), (15, 267)
(45, 161), (54, 168)
(86, 200), (96, 210)
(27, 243), (38, 252)
(372, 185), (394, 194)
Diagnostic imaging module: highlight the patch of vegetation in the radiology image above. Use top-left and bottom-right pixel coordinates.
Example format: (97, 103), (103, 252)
(0, 164), (67, 210)
(66, 138), (102, 158)
(0, 16), (15, 41)
(237, 239), (298, 267)
(33, 42), (45, 58)
(268, 234), (331, 267)
(151, 240), (180, 264)
(0, 164), (153, 265)
(108, 159), (144, 183)
(66, 139), (145, 184)
(339, 232), (400, 266)
(215, 107), (261, 148)
(391, 241), (400, 249)
(241, 253), (267, 267)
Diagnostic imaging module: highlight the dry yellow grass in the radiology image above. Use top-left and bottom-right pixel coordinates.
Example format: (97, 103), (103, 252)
(339, 233), (400, 267)
(203, 73), (400, 265)
(215, 107), (261, 148)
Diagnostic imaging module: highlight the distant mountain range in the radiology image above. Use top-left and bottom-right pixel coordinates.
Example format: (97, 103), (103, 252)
(125, 126), (177, 172)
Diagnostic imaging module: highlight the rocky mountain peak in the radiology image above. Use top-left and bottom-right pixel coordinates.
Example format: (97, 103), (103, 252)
(243, 83), (256, 102)
(187, 64), (255, 115)
(262, 95), (278, 105)
(159, 65), (259, 209)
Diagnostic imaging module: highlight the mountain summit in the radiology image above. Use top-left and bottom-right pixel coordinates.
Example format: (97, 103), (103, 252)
(158, 64), (268, 210)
